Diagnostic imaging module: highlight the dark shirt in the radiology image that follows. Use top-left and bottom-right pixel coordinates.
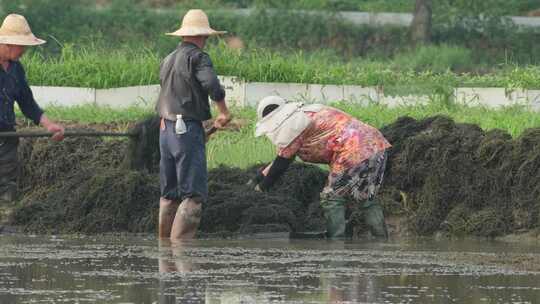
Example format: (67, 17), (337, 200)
(156, 42), (225, 122)
(0, 60), (43, 131)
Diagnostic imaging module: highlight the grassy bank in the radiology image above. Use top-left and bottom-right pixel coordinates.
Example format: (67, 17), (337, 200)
(19, 101), (540, 169)
(21, 44), (540, 93)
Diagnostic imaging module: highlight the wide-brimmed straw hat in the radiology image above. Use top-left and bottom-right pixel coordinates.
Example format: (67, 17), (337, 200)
(166, 9), (226, 37)
(0, 14), (45, 46)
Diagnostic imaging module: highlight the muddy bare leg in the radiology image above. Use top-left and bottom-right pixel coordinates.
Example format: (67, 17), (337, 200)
(159, 198), (180, 238)
(170, 197), (202, 240)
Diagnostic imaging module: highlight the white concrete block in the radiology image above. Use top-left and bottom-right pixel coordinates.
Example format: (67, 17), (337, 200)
(380, 94), (430, 108)
(219, 76), (245, 107)
(95, 85), (160, 108)
(455, 87), (510, 108)
(342, 85), (379, 104)
(308, 84), (343, 103)
(527, 90), (540, 112)
(338, 12), (412, 27)
(508, 89), (529, 106)
(339, 11), (369, 25)
(223, 8), (540, 29)
(244, 82), (309, 107)
(30, 86), (95, 107)
(29, 82), (540, 113)
(511, 16), (540, 28)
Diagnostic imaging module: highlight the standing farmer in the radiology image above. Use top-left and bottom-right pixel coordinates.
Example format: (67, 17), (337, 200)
(0, 14), (64, 203)
(156, 9), (231, 240)
(251, 96), (391, 239)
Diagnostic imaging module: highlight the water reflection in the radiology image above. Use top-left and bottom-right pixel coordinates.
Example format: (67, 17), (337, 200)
(158, 239), (196, 304)
(0, 235), (539, 303)
(157, 239), (272, 304)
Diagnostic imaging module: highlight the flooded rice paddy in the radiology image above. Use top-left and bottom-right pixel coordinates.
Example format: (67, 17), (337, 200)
(0, 235), (540, 303)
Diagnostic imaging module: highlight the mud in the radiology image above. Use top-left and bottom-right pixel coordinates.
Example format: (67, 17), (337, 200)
(8, 117), (328, 235)
(5, 115), (540, 238)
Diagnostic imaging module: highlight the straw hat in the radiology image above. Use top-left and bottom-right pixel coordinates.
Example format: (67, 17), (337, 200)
(166, 9), (226, 37)
(0, 14), (45, 46)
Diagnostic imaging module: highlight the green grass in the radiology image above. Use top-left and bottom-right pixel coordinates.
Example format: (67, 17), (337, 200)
(41, 104), (155, 124)
(23, 45), (161, 89)
(206, 107), (276, 167)
(20, 44), (540, 91)
(19, 101), (540, 169)
(334, 101), (540, 138)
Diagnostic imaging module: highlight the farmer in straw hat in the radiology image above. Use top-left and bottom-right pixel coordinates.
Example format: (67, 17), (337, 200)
(156, 9), (231, 240)
(250, 96), (391, 239)
(0, 14), (64, 203)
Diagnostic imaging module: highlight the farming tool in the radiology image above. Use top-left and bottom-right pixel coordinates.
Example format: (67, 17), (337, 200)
(0, 122), (220, 171)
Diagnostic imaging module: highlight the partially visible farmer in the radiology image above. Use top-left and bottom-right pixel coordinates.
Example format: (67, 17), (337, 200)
(156, 9), (231, 240)
(0, 14), (64, 203)
(251, 96), (391, 239)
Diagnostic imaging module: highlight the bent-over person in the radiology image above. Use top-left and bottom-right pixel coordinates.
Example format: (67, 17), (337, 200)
(251, 96), (391, 239)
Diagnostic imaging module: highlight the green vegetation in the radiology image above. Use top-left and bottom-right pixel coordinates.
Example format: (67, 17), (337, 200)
(39, 104), (154, 124)
(334, 101), (540, 138)
(114, 0), (539, 15)
(21, 44), (540, 92)
(21, 101), (540, 169)
(23, 46), (161, 89)
(392, 45), (474, 73)
(176, 0), (414, 12)
(5, 0), (540, 65)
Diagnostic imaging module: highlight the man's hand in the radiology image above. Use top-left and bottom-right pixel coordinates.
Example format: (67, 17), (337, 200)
(213, 112), (231, 129)
(246, 167), (266, 188)
(40, 115), (65, 141)
(47, 123), (65, 141)
(213, 100), (232, 129)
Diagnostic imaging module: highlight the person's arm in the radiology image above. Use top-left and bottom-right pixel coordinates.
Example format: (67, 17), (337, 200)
(256, 156), (294, 191)
(213, 99), (231, 129)
(16, 63), (64, 141)
(40, 114), (64, 141)
(15, 63), (43, 125)
(194, 53), (230, 128)
(253, 131), (305, 191)
(194, 53), (224, 101)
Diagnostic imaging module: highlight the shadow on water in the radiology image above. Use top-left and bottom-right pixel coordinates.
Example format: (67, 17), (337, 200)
(1, 234), (540, 303)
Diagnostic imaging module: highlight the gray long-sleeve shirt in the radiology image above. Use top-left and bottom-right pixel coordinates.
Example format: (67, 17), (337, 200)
(156, 42), (225, 122)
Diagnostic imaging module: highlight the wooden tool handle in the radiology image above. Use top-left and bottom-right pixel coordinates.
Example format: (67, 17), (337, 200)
(0, 131), (135, 138)
(205, 126), (218, 137)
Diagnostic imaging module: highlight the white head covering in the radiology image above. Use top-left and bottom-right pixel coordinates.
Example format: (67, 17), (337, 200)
(255, 96), (325, 148)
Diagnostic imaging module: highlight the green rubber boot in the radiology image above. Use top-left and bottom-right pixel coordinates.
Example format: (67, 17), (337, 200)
(321, 197), (346, 239)
(363, 199), (388, 239)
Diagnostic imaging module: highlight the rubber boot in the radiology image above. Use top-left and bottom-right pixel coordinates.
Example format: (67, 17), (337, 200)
(321, 197), (346, 239)
(362, 199), (388, 239)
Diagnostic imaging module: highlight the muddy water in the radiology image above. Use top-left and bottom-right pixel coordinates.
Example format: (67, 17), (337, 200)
(0, 235), (539, 304)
